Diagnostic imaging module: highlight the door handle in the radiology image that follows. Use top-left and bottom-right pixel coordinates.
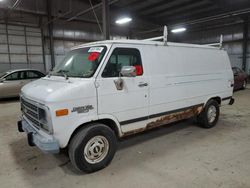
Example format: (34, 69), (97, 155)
(138, 82), (148, 87)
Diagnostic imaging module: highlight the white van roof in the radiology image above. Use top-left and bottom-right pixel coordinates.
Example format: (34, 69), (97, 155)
(72, 39), (222, 51)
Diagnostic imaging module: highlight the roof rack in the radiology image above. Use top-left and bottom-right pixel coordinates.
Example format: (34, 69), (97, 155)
(203, 35), (223, 49)
(143, 25), (168, 46)
(143, 25), (223, 49)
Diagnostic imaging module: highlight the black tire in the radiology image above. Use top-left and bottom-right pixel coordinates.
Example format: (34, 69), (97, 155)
(242, 80), (247, 90)
(197, 99), (220, 128)
(68, 123), (117, 173)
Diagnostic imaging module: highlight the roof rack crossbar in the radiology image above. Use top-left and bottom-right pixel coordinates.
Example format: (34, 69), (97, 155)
(203, 35), (223, 49)
(143, 26), (168, 45)
(143, 36), (164, 41)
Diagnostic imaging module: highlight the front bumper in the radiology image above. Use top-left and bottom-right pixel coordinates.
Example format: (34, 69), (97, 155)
(17, 118), (60, 154)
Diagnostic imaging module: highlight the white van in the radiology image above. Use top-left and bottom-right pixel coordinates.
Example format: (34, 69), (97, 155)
(17, 37), (234, 173)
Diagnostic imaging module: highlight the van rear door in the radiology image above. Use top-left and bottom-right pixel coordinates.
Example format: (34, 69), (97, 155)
(96, 46), (149, 132)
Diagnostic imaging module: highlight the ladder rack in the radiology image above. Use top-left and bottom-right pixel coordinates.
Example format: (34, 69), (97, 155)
(143, 26), (168, 45)
(203, 35), (223, 49)
(142, 25), (223, 49)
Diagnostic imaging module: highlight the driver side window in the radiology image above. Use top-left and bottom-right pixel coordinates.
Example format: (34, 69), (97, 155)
(5, 72), (19, 81)
(102, 48), (143, 78)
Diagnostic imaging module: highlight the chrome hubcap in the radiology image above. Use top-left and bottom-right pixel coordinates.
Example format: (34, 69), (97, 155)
(207, 105), (217, 123)
(84, 135), (109, 164)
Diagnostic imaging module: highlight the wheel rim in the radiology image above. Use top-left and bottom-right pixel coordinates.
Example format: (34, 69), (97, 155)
(84, 135), (109, 164)
(207, 105), (217, 123)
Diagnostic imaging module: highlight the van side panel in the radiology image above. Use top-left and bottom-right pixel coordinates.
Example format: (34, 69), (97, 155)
(143, 45), (233, 117)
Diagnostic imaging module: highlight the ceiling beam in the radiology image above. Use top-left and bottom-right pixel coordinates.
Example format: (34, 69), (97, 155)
(157, 5), (220, 25)
(140, 0), (195, 16)
(121, 0), (166, 12)
(66, 0), (118, 21)
(149, 0), (213, 17)
(114, 0), (142, 7)
(157, 4), (218, 20)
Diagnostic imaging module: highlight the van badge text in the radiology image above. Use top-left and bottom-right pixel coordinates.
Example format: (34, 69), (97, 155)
(72, 105), (94, 114)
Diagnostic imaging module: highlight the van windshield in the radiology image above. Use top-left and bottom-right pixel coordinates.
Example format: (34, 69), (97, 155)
(50, 46), (107, 78)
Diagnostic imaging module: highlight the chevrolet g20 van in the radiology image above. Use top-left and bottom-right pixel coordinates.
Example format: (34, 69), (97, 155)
(17, 38), (234, 173)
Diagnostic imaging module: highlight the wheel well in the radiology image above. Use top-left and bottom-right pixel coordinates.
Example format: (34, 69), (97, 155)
(97, 119), (120, 136)
(210, 97), (221, 105)
(67, 119), (120, 148)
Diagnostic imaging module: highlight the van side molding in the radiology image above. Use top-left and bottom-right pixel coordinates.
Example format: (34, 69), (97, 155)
(120, 104), (204, 126)
(121, 104), (204, 137)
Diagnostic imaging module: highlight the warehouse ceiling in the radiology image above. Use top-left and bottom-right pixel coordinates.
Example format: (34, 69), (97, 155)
(0, 0), (250, 38)
(112, 0), (250, 24)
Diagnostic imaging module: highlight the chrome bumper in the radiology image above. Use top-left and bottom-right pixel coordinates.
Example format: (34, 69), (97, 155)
(17, 118), (59, 154)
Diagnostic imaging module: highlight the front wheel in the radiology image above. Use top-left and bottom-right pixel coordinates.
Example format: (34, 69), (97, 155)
(69, 123), (117, 173)
(197, 100), (220, 128)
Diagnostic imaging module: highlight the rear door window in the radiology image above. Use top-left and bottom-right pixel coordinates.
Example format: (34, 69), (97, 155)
(27, 71), (42, 79)
(19, 71), (26, 80)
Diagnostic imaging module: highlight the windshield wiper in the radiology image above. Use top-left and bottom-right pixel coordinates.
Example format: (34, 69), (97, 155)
(56, 70), (69, 80)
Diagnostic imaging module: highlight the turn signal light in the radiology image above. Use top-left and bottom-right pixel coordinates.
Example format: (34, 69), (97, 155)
(56, 109), (69, 117)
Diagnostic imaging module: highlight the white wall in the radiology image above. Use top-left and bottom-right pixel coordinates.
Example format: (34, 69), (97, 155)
(0, 24), (45, 73)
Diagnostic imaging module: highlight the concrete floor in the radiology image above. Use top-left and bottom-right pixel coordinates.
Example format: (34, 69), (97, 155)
(0, 87), (250, 188)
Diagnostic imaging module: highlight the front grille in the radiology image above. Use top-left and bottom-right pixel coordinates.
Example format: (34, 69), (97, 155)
(21, 97), (47, 130)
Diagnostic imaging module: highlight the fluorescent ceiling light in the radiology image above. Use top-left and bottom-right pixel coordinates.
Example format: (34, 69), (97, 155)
(116, 17), (132, 25)
(171, 27), (186, 33)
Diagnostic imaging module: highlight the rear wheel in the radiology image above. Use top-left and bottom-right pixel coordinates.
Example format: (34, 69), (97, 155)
(197, 100), (220, 128)
(69, 123), (117, 173)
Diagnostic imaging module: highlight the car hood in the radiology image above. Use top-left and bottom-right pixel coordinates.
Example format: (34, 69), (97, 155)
(21, 76), (96, 104)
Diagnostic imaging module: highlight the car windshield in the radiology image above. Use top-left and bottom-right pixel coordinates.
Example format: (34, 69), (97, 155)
(50, 46), (107, 78)
(0, 72), (8, 78)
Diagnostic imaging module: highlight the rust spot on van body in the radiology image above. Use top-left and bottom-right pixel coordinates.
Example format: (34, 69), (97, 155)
(122, 105), (203, 137)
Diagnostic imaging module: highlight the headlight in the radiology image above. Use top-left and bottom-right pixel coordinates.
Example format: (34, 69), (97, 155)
(38, 108), (49, 131)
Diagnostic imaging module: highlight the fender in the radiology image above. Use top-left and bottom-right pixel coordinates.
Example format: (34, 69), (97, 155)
(60, 114), (122, 148)
(203, 96), (222, 107)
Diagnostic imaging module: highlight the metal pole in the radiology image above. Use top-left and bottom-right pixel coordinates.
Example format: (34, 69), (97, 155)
(39, 16), (46, 72)
(242, 17), (249, 71)
(102, 0), (110, 40)
(24, 26), (30, 68)
(5, 24), (11, 69)
(41, 27), (47, 72)
(47, 0), (55, 68)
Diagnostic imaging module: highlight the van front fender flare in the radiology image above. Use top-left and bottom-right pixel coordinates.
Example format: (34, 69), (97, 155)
(61, 114), (122, 148)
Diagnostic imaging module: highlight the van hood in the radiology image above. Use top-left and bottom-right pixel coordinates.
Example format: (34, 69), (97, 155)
(21, 76), (96, 104)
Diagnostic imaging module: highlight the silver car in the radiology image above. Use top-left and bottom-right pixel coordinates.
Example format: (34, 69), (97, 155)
(0, 69), (45, 99)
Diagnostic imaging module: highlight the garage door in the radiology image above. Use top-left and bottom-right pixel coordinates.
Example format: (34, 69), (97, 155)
(0, 24), (45, 73)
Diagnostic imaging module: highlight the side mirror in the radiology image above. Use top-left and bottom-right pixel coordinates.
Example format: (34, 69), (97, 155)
(114, 66), (136, 91)
(120, 66), (136, 77)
